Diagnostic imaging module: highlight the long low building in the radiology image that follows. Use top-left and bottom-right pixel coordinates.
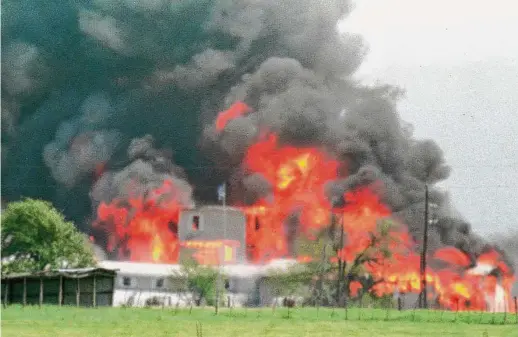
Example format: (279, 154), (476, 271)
(97, 259), (516, 311)
(1, 267), (117, 307)
(97, 259), (299, 307)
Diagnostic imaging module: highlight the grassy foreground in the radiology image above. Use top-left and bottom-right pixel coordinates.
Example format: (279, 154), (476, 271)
(1, 306), (517, 337)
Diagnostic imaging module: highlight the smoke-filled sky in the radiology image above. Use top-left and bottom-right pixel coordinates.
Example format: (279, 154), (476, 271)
(1, 0), (516, 264)
(343, 0), (518, 237)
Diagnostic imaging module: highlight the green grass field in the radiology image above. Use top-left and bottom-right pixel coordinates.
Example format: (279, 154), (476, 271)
(1, 306), (517, 337)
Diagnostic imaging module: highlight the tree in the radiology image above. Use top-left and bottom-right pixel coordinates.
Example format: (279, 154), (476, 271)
(173, 258), (227, 307)
(264, 263), (308, 307)
(300, 218), (403, 306)
(333, 219), (403, 305)
(1, 198), (95, 273)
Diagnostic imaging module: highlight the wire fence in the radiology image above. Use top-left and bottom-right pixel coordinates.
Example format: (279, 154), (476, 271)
(3, 287), (517, 325)
(171, 293), (518, 325)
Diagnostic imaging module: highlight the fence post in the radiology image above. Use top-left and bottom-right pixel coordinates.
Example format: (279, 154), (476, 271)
(398, 297), (402, 311)
(3, 280), (9, 308)
(39, 277), (44, 307)
(23, 277), (27, 306)
(514, 297), (517, 324)
(58, 276), (63, 306)
(358, 296), (362, 320)
(93, 275), (97, 308)
(344, 297), (348, 320)
(454, 299), (459, 322)
(76, 278), (80, 307)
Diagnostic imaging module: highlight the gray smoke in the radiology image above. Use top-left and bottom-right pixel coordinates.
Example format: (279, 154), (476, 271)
(200, 2), (510, 266)
(43, 93), (122, 187)
(490, 232), (518, 296)
(490, 232), (518, 269)
(0, 0), (512, 269)
(90, 134), (194, 209)
(1, 41), (50, 98)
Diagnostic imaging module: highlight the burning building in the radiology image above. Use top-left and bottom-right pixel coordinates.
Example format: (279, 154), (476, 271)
(1, 0), (516, 312)
(178, 206), (247, 264)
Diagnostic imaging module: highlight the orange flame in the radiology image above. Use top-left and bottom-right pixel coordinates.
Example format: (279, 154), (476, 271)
(89, 102), (515, 313)
(242, 133), (340, 262)
(94, 179), (183, 263)
(433, 247), (472, 268)
(215, 101), (252, 132)
(233, 120), (515, 311)
(350, 281), (363, 297)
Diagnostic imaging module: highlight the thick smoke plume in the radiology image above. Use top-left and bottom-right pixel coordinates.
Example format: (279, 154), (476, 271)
(0, 0), (512, 267)
(90, 134), (194, 209)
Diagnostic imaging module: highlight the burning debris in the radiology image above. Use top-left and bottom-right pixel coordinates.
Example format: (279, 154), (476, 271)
(1, 0), (515, 312)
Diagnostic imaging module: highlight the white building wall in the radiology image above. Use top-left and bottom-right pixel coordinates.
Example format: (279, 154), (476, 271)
(111, 274), (191, 307)
(97, 259), (298, 307)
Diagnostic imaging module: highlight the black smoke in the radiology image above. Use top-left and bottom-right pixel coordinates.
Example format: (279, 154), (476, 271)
(0, 0), (512, 269)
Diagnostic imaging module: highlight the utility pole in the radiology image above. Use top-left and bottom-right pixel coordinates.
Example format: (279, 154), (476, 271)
(419, 184), (429, 309)
(215, 182), (227, 315)
(336, 213), (344, 306)
(330, 197), (345, 306)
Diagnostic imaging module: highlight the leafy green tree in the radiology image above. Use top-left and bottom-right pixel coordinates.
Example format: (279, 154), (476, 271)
(1, 198), (95, 273)
(173, 258), (227, 307)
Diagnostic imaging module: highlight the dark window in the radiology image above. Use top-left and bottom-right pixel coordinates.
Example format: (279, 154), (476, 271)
(122, 277), (131, 286)
(192, 215), (200, 231)
(168, 221), (178, 234)
(255, 218), (261, 231)
(156, 278), (164, 288)
(224, 280), (230, 290)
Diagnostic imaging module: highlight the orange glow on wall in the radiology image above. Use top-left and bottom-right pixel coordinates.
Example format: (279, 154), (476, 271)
(180, 240), (240, 265)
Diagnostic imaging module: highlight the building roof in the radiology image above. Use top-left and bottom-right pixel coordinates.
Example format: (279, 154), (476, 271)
(97, 259), (301, 278)
(98, 261), (183, 277)
(1, 267), (118, 280)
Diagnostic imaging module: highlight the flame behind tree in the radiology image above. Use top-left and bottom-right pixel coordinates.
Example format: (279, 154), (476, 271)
(264, 218), (403, 306)
(212, 101), (515, 311)
(2, 0), (515, 313)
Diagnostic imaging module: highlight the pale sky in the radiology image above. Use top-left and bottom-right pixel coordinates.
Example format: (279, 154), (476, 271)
(341, 0), (518, 236)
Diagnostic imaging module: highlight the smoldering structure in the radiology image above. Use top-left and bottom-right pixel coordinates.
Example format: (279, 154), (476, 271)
(1, 0), (514, 270)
